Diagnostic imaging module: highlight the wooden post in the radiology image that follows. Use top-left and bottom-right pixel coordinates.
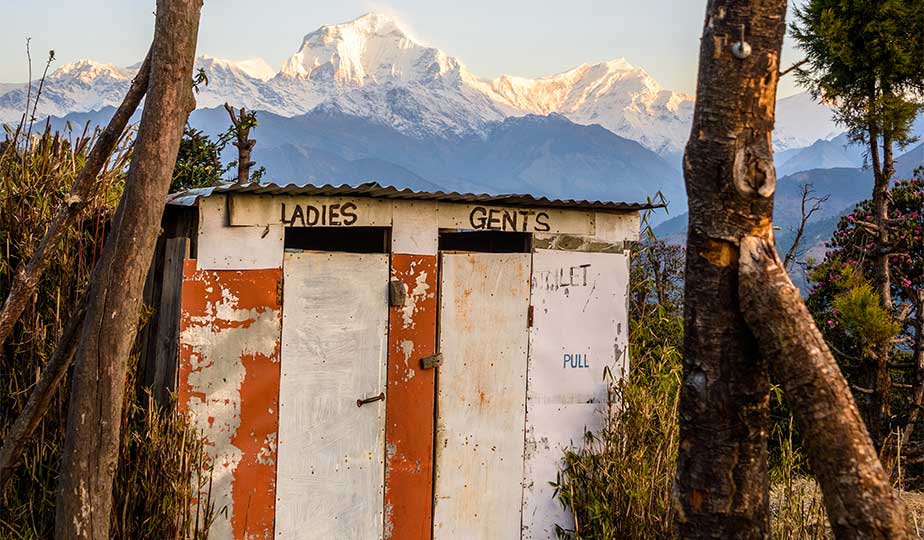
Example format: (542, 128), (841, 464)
(153, 237), (189, 405)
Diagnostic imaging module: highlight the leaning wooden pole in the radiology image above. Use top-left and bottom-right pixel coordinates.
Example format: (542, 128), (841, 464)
(738, 236), (909, 538)
(53, 1), (202, 538)
(0, 49), (151, 348)
(673, 1), (788, 536)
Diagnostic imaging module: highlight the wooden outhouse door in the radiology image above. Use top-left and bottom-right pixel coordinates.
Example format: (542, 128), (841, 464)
(275, 251), (389, 540)
(433, 253), (531, 540)
(521, 249), (630, 539)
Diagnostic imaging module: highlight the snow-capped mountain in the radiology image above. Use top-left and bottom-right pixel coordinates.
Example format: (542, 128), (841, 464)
(0, 60), (135, 124)
(488, 59), (693, 156)
(774, 91), (842, 151)
(0, 12), (838, 157)
(0, 12), (696, 155)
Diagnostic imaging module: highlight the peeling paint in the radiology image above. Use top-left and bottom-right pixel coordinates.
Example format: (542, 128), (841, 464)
(178, 262), (281, 540)
(384, 255), (437, 540)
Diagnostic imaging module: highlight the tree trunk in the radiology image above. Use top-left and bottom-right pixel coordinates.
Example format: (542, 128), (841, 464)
(53, 2), (202, 538)
(674, 1), (787, 537)
(0, 51), (150, 348)
(869, 123), (894, 446)
(738, 236), (909, 539)
(902, 291), (924, 444)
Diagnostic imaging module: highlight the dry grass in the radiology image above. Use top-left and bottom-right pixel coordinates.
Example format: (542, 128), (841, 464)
(0, 124), (213, 538)
(770, 478), (924, 539)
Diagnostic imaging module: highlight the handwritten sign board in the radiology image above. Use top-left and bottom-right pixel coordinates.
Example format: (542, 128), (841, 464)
(437, 204), (595, 236)
(228, 195), (393, 227)
(226, 195), (599, 237)
(522, 249), (629, 538)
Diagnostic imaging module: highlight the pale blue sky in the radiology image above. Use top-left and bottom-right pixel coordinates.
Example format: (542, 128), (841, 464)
(2, 0), (803, 96)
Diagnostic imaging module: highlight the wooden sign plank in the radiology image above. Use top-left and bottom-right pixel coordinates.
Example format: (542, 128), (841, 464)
(522, 250), (630, 539)
(228, 194), (393, 227)
(437, 203), (595, 236)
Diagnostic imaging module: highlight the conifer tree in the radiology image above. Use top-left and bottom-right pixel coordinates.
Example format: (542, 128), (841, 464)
(792, 0), (924, 445)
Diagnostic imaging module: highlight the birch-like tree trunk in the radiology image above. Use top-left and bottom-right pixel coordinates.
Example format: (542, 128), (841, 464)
(53, 1), (202, 538)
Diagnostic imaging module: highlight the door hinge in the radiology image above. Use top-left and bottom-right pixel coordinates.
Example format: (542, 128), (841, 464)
(527, 305), (534, 328)
(276, 279), (283, 306)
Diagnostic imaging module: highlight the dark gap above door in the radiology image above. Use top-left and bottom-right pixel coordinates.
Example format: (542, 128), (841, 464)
(284, 227), (391, 253)
(438, 231), (532, 253)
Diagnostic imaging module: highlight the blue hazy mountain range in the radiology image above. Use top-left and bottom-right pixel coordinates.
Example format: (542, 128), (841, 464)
(46, 106), (687, 217)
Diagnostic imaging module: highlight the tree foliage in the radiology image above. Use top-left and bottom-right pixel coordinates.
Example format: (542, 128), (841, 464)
(791, 0), (924, 151)
(169, 126), (230, 193)
(808, 177), (924, 469)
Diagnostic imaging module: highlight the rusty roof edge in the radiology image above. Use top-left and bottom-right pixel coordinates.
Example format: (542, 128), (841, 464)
(165, 181), (665, 212)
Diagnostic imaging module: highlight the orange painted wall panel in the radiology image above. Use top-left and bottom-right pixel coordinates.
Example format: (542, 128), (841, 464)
(384, 254), (438, 540)
(178, 260), (282, 540)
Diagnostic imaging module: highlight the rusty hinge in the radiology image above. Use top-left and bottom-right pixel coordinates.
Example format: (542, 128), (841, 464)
(389, 279), (407, 307)
(527, 305), (534, 327)
(420, 353), (443, 370)
(276, 280), (283, 306)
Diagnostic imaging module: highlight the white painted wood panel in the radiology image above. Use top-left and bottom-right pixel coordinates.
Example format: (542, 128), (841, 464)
(197, 195), (284, 270)
(522, 250), (630, 539)
(276, 252), (389, 540)
(593, 211), (640, 243)
(391, 201), (438, 255)
(433, 253), (531, 540)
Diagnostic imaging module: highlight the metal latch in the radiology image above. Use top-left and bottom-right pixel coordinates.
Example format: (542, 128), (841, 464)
(356, 392), (385, 407)
(420, 353), (443, 370)
(389, 280), (407, 307)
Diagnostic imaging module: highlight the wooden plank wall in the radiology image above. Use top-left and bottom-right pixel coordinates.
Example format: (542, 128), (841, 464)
(384, 201), (440, 540)
(433, 253), (531, 540)
(384, 254), (438, 540)
(275, 252), (389, 539)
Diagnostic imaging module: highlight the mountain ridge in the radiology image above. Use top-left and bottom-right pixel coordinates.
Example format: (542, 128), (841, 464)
(0, 11), (816, 157)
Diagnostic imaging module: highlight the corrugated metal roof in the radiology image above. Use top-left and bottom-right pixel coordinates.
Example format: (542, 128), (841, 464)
(166, 182), (662, 212)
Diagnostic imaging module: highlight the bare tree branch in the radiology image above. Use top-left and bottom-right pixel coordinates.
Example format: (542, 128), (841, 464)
(783, 183), (829, 270)
(224, 102), (257, 184)
(779, 58), (809, 78)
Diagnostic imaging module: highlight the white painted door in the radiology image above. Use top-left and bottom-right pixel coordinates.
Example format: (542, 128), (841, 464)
(521, 250), (630, 539)
(433, 253), (531, 540)
(276, 251), (389, 540)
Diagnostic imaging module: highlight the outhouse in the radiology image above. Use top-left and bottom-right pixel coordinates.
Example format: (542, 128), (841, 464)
(161, 182), (652, 540)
